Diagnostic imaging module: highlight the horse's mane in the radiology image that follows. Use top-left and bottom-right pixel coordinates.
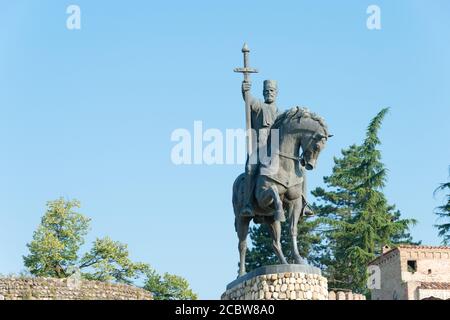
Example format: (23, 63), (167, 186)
(272, 106), (329, 136)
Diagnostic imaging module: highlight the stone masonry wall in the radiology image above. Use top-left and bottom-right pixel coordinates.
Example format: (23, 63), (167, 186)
(369, 245), (450, 300)
(400, 247), (450, 299)
(0, 277), (152, 300)
(328, 290), (366, 300)
(221, 272), (328, 300)
(371, 249), (405, 300)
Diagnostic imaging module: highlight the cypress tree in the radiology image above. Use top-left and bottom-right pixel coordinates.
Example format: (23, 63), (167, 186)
(312, 108), (417, 293)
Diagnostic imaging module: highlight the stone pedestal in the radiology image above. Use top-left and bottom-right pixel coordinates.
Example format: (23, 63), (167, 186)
(221, 264), (328, 300)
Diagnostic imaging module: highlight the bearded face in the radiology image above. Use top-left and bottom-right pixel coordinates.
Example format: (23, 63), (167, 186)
(263, 86), (277, 104)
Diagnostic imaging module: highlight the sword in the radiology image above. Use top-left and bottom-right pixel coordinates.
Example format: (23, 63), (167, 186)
(234, 43), (259, 157)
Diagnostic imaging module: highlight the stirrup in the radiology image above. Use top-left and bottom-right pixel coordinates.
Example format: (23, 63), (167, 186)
(303, 203), (314, 216)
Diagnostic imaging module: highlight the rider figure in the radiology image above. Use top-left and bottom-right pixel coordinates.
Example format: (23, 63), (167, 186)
(240, 81), (315, 220)
(240, 80), (279, 218)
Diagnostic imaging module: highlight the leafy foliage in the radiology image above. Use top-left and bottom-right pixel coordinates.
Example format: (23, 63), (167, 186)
(144, 270), (198, 300)
(23, 198), (197, 299)
(23, 198), (90, 278)
(80, 237), (150, 284)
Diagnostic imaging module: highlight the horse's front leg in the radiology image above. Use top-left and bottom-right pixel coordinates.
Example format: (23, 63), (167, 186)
(290, 196), (307, 265)
(236, 216), (251, 277)
(268, 220), (288, 265)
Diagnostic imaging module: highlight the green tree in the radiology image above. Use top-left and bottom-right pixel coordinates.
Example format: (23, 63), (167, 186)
(79, 237), (150, 284)
(434, 171), (450, 244)
(23, 198), (90, 278)
(24, 198), (197, 299)
(311, 108), (417, 293)
(24, 198), (148, 282)
(144, 270), (197, 300)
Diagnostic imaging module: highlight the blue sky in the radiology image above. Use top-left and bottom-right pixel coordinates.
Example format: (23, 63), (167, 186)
(0, 0), (449, 299)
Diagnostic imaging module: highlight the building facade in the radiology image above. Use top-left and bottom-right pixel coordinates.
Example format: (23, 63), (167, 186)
(369, 245), (450, 300)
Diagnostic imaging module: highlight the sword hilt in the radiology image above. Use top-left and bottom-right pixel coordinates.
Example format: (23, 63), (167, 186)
(234, 43), (258, 82)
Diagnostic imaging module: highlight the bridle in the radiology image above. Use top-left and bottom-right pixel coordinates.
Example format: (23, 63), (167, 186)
(276, 132), (321, 164)
(277, 151), (303, 163)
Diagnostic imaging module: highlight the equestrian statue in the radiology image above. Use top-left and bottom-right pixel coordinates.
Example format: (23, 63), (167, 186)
(233, 43), (332, 276)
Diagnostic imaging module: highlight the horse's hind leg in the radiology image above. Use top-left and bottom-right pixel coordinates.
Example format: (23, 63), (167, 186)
(268, 220), (288, 265)
(236, 217), (251, 277)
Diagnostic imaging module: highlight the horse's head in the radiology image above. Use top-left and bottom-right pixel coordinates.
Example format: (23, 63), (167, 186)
(294, 108), (331, 170)
(271, 107), (332, 170)
(300, 131), (328, 170)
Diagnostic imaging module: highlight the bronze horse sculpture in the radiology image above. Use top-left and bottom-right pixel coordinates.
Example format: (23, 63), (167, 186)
(232, 107), (330, 276)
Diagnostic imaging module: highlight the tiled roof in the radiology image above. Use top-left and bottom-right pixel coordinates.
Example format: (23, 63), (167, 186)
(368, 247), (399, 265)
(420, 282), (450, 290)
(397, 245), (450, 250)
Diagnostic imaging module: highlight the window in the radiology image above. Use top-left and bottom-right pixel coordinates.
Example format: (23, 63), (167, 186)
(407, 260), (417, 273)
(428, 269), (432, 274)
